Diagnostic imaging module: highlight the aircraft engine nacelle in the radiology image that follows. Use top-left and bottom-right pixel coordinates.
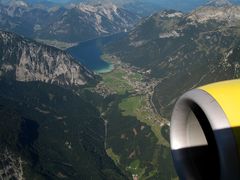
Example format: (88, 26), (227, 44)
(170, 80), (240, 180)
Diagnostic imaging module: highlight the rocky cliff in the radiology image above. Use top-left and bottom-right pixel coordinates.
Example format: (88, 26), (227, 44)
(0, 31), (94, 86)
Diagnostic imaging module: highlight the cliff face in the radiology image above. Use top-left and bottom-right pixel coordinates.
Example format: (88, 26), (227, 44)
(0, 31), (94, 86)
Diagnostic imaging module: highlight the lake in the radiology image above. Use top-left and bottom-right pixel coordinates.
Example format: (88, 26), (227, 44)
(67, 33), (126, 73)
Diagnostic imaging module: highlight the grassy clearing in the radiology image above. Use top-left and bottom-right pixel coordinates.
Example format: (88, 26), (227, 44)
(101, 69), (134, 95)
(119, 96), (169, 146)
(100, 53), (143, 95)
(119, 96), (143, 116)
(126, 159), (146, 178)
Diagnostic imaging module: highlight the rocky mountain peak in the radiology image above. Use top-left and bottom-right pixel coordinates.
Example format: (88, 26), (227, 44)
(0, 0), (28, 7)
(0, 1), (139, 42)
(9, 0), (28, 7)
(206, 0), (232, 7)
(0, 31), (95, 86)
(70, 3), (119, 17)
(157, 10), (184, 18)
(188, 5), (240, 23)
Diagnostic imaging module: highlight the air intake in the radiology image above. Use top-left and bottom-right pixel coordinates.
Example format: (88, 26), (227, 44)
(170, 80), (240, 180)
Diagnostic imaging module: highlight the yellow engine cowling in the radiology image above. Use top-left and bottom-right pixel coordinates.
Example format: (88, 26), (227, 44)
(170, 79), (240, 180)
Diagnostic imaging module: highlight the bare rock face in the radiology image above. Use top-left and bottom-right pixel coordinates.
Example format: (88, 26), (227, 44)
(206, 0), (232, 7)
(0, 31), (94, 86)
(0, 2), (139, 42)
(188, 6), (240, 23)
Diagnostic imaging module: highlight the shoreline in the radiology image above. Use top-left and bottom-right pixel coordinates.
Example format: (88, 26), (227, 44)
(94, 64), (114, 74)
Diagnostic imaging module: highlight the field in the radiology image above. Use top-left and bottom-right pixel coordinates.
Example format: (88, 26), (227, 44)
(101, 69), (134, 94)
(119, 96), (169, 146)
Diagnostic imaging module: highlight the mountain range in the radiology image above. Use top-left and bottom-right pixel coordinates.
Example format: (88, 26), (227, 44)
(0, 29), (177, 180)
(25, 0), (240, 13)
(0, 0), (238, 45)
(0, 29), (130, 179)
(104, 3), (240, 117)
(0, 1), (139, 43)
(1, 0), (240, 179)
(0, 31), (94, 86)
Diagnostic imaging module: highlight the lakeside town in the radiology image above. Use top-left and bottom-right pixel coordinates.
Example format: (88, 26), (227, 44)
(95, 54), (170, 127)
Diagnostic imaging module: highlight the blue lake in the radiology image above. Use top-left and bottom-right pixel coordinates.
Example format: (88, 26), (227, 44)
(67, 33), (126, 73)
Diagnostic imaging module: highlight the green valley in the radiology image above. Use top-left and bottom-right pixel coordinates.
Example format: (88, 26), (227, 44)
(105, 7), (240, 118)
(2, 0), (240, 179)
(88, 54), (176, 179)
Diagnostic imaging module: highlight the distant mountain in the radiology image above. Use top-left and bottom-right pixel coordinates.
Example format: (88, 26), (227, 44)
(105, 5), (240, 117)
(5, 0), (240, 17)
(71, 0), (209, 14)
(22, 0), (240, 10)
(206, 0), (232, 6)
(0, 30), (94, 86)
(69, 0), (240, 15)
(27, 0), (69, 3)
(3, 0), (208, 16)
(123, 0), (208, 14)
(0, 2), (139, 42)
(125, 0), (239, 14)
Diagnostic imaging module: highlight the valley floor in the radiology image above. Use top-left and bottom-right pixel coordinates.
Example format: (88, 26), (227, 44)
(92, 54), (176, 179)
(99, 54), (170, 145)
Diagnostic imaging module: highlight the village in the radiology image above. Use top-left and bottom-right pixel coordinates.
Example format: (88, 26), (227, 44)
(94, 54), (169, 126)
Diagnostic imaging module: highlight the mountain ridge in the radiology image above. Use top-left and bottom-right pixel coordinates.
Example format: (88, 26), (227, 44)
(0, 1), (139, 43)
(206, 0), (232, 7)
(104, 4), (240, 117)
(0, 30), (94, 86)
